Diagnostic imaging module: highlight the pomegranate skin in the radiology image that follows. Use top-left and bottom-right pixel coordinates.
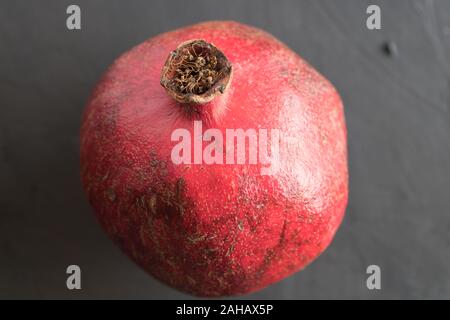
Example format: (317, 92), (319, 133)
(80, 21), (348, 297)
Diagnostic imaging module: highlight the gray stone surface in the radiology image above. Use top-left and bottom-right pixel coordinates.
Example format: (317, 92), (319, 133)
(1, 0), (450, 299)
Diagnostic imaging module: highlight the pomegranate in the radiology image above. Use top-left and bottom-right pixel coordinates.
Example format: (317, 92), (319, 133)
(80, 21), (348, 297)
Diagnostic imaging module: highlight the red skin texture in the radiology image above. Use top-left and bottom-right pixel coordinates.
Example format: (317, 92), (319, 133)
(80, 21), (348, 297)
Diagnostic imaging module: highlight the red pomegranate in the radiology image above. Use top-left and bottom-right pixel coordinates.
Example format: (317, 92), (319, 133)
(80, 21), (348, 297)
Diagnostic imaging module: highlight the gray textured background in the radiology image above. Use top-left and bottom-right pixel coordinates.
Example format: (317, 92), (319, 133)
(1, 0), (450, 299)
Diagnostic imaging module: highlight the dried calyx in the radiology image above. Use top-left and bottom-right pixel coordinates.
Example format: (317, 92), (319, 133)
(160, 40), (232, 104)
